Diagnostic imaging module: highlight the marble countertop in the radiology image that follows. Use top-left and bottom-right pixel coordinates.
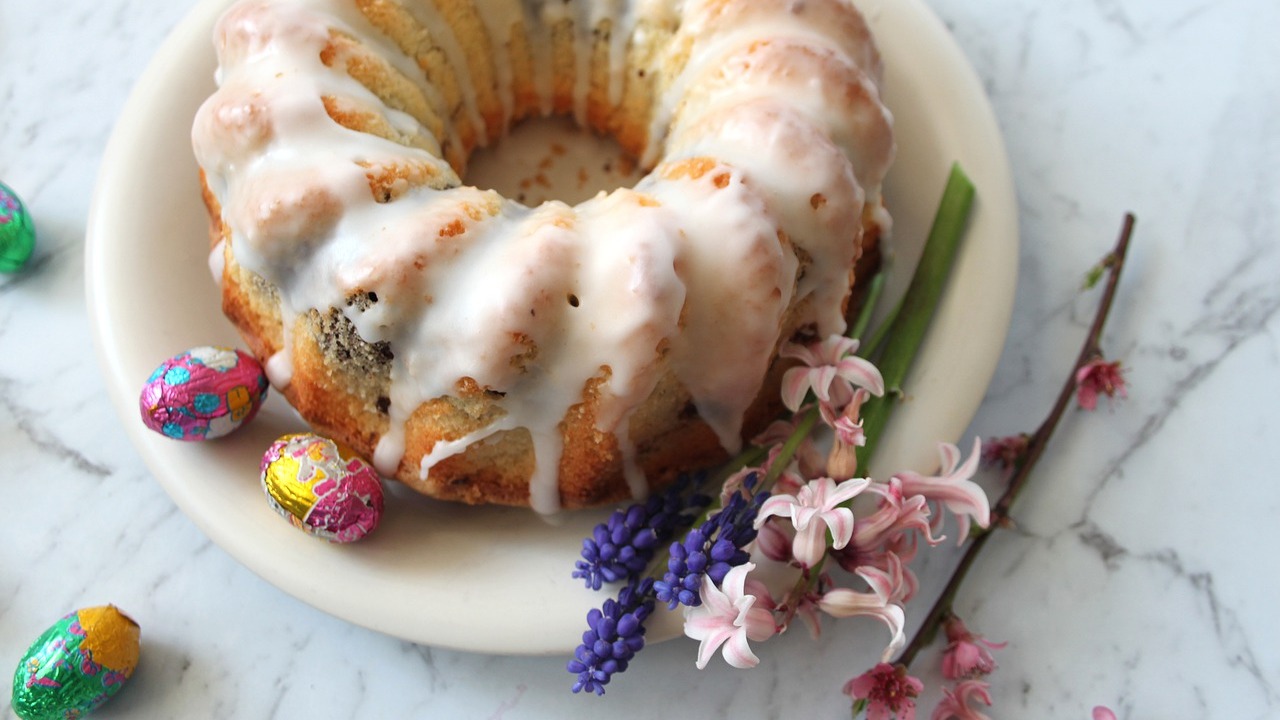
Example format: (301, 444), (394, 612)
(2, 0), (1277, 718)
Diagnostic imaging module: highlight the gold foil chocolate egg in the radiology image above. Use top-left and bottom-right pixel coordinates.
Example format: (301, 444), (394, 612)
(260, 433), (384, 542)
(11, 605), (140, 720)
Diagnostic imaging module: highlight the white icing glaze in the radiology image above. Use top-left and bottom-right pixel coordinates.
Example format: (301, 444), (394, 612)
(209, 239), (226, 283)
(265, 349), (293, 389)
(193, 0), (896, 512)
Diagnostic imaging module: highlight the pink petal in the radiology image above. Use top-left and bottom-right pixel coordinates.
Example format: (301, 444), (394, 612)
(792, 504), (820, 532)
(693, 625), (736, 669)
(755, 520), (793, 562)
(720, 631), (761, 669)
(836, 355), (886, 396)
(821, 507), (856, 550)
(699, 574), (735, 617)
(937, 441), (961, 475)
(721, 562), (752, 601)
(754, 494), (797, 527)
(809, 365), (839, 403)
(743, 578), (777, 612)
(779, 341), (817, 365)
(792, 522), (827, 567)
(684, 611), (728, 639)
(781, 368), (814, 412)
(1077, 384), (1099, 410)
(856, 565), (894, 603)
(845, 672), (874, 699)
(741, 605), (777, 642)
(828, 476), (871, 506)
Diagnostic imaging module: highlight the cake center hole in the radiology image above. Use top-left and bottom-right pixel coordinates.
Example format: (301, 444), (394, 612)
(465, 116), (646, 207)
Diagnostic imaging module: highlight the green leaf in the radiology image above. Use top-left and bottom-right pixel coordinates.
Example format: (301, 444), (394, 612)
(856, 163), (976, 468)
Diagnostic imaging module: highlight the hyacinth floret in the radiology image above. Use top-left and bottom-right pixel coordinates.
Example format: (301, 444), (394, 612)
(655, 473), (768, 609)
(573, 476), (711, 590)
(568, 578), (656, 695)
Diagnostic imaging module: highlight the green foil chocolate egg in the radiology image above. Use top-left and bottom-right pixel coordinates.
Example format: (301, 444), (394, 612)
(0, 181), (36, 273)
(11, 605), (140, 720)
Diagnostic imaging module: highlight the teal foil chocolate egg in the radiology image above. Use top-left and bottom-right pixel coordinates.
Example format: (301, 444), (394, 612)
(0, 181), (36, 273)
(139, 346), (269, 441)
(11, 605), (140, 720)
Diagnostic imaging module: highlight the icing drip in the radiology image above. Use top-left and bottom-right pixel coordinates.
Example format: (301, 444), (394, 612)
(208, 239), (226, 283)
(194, 0), (896, 512)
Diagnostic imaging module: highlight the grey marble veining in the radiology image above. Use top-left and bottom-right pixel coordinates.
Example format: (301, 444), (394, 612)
(3, 0), (1279, 718)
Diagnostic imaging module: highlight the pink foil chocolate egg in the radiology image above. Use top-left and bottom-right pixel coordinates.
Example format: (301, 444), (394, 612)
(139, 346), (268, 441)
(260, 433), (384, 543)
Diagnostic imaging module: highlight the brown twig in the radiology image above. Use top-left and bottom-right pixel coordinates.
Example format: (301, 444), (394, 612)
(895, 213), (1136, 668)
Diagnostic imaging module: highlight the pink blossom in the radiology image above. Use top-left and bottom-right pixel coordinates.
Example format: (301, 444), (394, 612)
(755, 476), (870, 567)
(1075, 358), (1127, 410)
(780, 335), (885, 413)
(931, 680), (994, 720)
(845, 663), (924, 720)
(894, 438), (990, 544)
(818, 554), (910, 659)
(981, 433), (1029, 471)
(683, 563), (776, 669)
(1092, 707), (1118, 720)
(941, 615), (1007, 680)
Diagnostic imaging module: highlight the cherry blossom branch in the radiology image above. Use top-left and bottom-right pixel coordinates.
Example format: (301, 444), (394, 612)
(894, 213), (1136, 669)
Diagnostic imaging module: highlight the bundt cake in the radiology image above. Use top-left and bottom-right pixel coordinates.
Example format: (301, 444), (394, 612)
(192, 0), (896, 512)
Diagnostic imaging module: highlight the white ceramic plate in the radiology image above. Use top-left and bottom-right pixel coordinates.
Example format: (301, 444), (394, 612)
(86, 0), (1017, 655)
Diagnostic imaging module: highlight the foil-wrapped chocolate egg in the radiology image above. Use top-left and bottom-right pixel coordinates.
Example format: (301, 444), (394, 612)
(139, 346), (268, 441)
(11, 605), (140, 720)
(0, 181), (36, 274)
(261, 433), (384, 542)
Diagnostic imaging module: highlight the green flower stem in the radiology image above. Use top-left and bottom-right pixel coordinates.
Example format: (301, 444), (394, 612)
(760, 406), (819, 490)
(849, 269), (888, 343)
(894, 213), (1136, 669)
(857, 164), (976, 468)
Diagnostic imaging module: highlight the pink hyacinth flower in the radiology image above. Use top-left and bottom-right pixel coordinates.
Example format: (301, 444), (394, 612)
(894, 437), (990, 544)
(851, 478), (940, 553)
(941, 615), (1007, 680)
(683, 562), (776, 669)
(981, 433), (1029, 471)
(818, 554), (910, 659)
(1075, 358), (1127, 410)
(1092, 707), (1118, 720)
(780, 335), (885, 413)
(845, 663), (924, 720)
(931, 680), (994, 720)
(755, 476), (870, 567)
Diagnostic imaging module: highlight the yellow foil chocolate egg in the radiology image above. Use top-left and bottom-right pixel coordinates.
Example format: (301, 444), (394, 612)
(260, 433), (384, 542)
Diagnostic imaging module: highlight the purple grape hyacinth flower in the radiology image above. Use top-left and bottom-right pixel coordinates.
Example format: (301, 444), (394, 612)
(568, 578), (656, 695)
(654, 474), (768, 609)
(573, 476), (710, 590)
